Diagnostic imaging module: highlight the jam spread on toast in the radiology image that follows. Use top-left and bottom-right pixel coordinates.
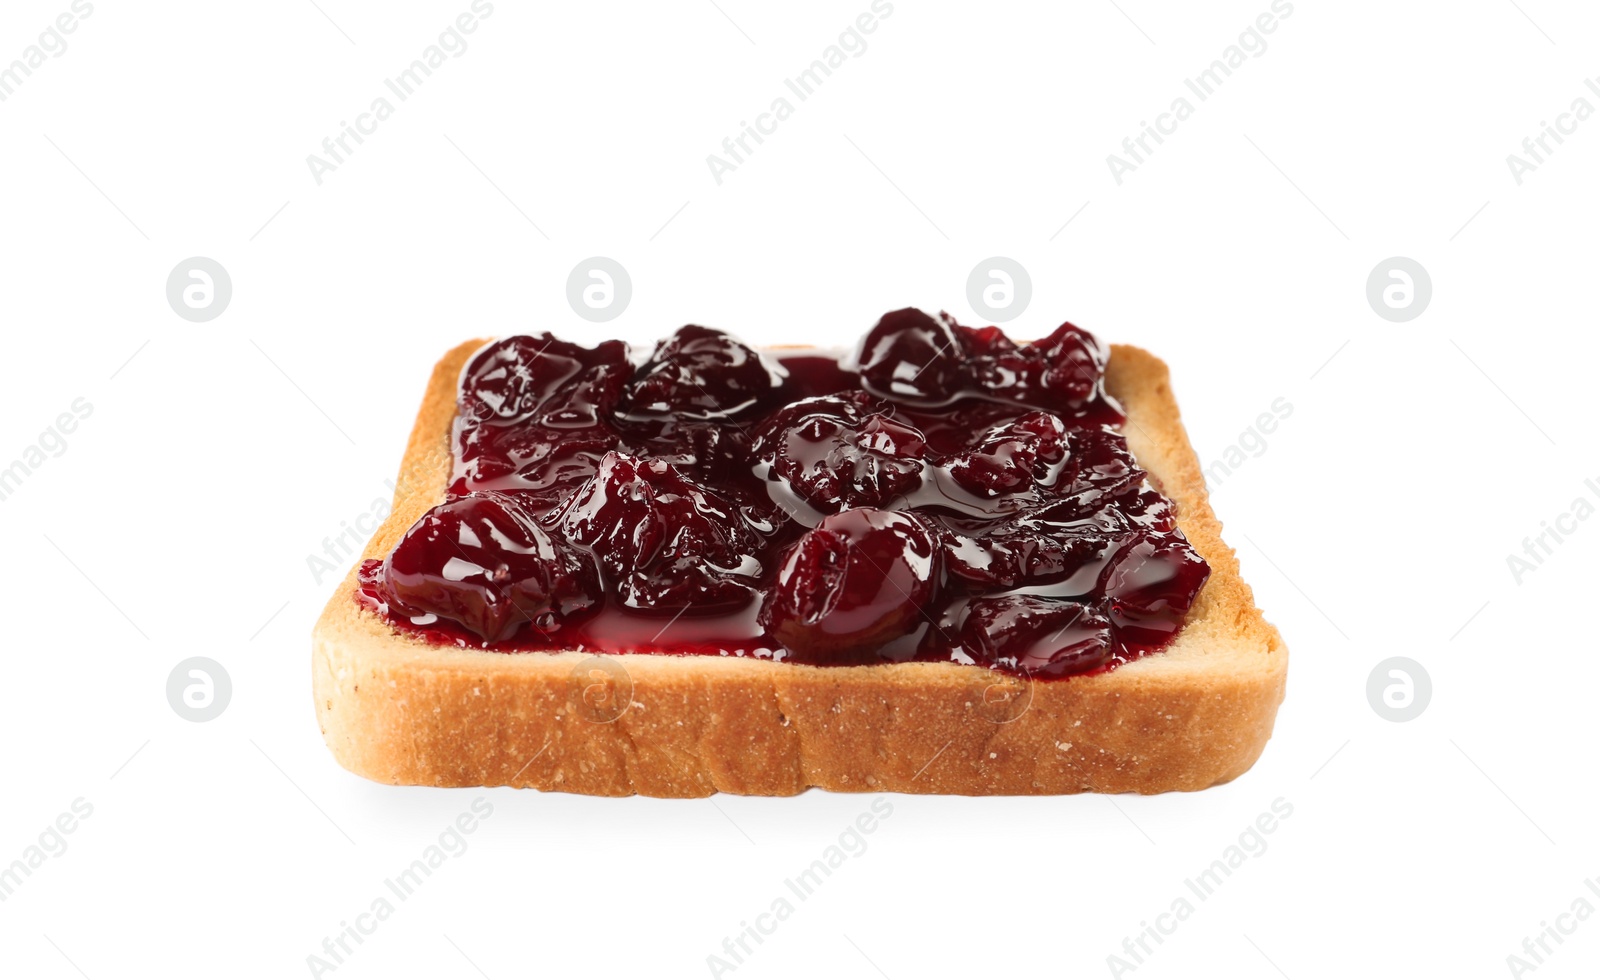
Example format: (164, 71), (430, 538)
(356, 310), (1209, 678)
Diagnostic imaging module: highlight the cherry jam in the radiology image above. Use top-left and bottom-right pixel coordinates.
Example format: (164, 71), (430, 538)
(356, 309), (1209, 678)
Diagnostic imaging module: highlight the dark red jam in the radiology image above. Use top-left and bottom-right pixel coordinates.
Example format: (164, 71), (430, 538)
(356, 309), (1210, 678)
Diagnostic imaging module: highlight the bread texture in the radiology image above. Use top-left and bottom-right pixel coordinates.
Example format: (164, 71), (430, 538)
(313, 339), (1287, 796)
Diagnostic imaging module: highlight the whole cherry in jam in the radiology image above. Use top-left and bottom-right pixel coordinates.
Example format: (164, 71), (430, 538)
(854, 308), (967, 404)
(1098, 531), (1211, 648)
(751, 392), (928, 516)
(760, 509), (939, 662)
(853, 308), (1115, 418)
(558, 451), (764, 611)
(958, 596), (1114, 677)
(963, 321), (1109, 412)
(379, 491), (600, 643)
(454, 333), (631, 506)
(622, 325), (779, 420)
(944, 411), (1067, 498)
(459, 332), (630, 427)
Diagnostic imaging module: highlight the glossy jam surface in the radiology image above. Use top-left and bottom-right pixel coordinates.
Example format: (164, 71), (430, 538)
(356, 309), (1210, 678)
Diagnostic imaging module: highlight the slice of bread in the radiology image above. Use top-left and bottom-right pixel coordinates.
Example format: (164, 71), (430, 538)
(312, 339), (1287, 796)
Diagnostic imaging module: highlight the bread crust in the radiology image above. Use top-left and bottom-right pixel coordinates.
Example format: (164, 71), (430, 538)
(312, 339), (1287, 796)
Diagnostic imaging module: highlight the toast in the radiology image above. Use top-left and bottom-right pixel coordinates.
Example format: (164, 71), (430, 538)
(312, 339), (1287, 796)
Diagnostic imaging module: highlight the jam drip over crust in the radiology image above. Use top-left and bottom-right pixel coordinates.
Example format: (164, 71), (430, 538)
(356, 309), (1210, 678)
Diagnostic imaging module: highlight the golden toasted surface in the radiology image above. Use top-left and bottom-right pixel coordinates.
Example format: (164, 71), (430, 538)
(312, 339), (1288, 796)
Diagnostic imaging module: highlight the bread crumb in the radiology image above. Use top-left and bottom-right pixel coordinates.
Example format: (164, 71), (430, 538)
(1055, 742), (1072, 751)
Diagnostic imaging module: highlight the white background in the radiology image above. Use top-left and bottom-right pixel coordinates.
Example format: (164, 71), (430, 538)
(1, 1), (1596, 977)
